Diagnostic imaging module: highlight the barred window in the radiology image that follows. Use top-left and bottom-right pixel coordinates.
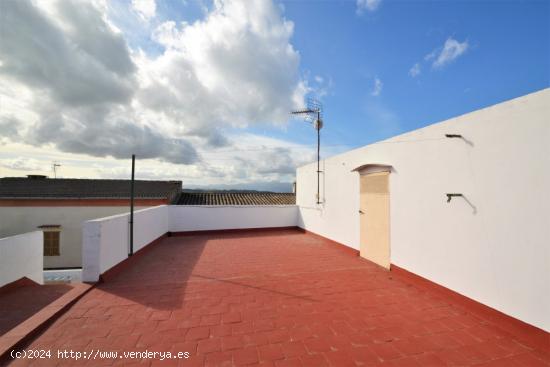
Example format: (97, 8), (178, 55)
(39, 225), (61, 256)
(44, 231), (60, 256)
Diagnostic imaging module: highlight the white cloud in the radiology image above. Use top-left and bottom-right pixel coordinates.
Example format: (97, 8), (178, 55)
(131, 0), (156, 21)
(146, 0), (304, 130)
(409, 37), (469, 76)
(0, 0), (306, 184)
(356, 0), (382, 14)
(0, 157), (45, 172)
(310, 74), (333, 99)
(0, 0), (319, 189)
(371, 77), (383, 96)
(431, 37), (469, 68)
(409, 63), (421, 77)
(0, 133), (319, 190)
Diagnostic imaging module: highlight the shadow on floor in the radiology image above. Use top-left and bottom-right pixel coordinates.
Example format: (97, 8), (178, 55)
(0, 283), (73, 336)
(97, 228), (318, 310)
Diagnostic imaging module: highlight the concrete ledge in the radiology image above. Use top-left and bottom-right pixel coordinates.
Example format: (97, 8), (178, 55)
(0, 283), (93, 363)
(390, 264), (550, 353)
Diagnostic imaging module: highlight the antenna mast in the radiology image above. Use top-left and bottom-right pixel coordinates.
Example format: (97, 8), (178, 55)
(291, 98), (323, 204)
(52, 162), (61, 178)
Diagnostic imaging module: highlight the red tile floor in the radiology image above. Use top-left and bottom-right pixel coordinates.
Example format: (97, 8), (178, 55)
(0, 283), (75, 336)
(8, 229), (549, 366)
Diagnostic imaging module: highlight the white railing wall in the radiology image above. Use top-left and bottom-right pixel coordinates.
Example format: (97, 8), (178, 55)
(0, 231), (43, 287)
(169, 205), (298, 232)
(82, 205), (169, 282)
(82, 205), (298, 282)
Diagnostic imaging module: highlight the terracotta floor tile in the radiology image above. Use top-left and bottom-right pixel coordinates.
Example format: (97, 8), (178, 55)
(508, 352), (549, 366)
(304, 338), (331, 354)
(299, 353), (329, 367)
(197, 338), (221, 355)
(324, 350), (356, 367)
(0, 284), (77, 336)
(204, 351), (232, 367)
(274, 358), (302, 367)
(5, 229), (548, 366)
(281, 341), (307, 359)
(233, 346), (259, 365)
(369, 342), (402, 361)
(185, 326), (211, 341)
(349, 346), (379, 365)
(258, 344), (285, 362)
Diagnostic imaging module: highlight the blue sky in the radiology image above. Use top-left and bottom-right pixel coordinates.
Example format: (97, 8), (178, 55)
(266, 0), (550, 150)
(0, 0), (548, 190)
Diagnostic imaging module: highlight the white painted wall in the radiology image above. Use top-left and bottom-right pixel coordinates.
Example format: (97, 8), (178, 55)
(296, 89), (550, 331)
(82, 205), (298, 282)
(44, 268), (82, 283)
(82, 205), (168, 282)
(0, 231), (43, 286)
(0, 206), (149, 268)
(169, 205), (298, 232)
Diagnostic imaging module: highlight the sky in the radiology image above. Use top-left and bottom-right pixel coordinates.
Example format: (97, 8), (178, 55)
(0, 0), (548, 192)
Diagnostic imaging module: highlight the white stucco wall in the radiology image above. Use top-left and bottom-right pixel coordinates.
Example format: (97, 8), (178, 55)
(44, 268), (82, 283)
(82, 205), (168, 282)
(82, 205), (298, 282)
(296, 89), (550, 331)
(0, 206), (149, 268)
(0, 231), (43, 286)
(169, 205), (298, 232)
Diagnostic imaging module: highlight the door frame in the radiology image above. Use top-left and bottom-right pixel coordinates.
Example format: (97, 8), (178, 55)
(352, 163), (393, 269)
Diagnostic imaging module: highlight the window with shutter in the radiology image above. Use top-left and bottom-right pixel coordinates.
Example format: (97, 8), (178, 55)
(38, 226), (61, 256)
(44, 231), (60, 256)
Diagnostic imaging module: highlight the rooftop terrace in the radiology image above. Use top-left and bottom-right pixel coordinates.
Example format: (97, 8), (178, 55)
(8, 228), (549, 366)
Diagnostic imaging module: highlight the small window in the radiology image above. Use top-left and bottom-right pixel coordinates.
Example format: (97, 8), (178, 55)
(38, 225), (61, 256)
(44, 231), (60, 256)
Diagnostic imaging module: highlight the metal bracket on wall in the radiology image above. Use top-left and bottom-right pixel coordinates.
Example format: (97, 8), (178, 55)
(446, 193), (463, 203)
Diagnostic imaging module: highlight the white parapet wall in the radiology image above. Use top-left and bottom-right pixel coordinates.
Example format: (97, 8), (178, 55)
(82, 205), (298, 282)
(0, 205), (153, 269)
(0, 231), (43, 286)
(82, 205), (169, 282)
(169, 205), (299, 232)
(296, 89), (550, 331)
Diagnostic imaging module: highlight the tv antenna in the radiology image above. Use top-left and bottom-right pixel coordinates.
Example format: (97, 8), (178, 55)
(52, 162), (61, 178)
(291, 98), (323, 204)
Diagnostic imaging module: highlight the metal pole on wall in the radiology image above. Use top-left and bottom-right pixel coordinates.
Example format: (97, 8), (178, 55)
(129, 154), (135, 257)
(291, 98), (323, 205)
(316, 110), (321, 204)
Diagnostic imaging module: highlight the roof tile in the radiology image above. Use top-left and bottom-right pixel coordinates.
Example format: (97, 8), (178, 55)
(0, 177), (182, 202)
(177, 192), (295, 205)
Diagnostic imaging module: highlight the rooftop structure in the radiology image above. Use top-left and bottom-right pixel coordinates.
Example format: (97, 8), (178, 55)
(177, 192), (296, 206)
(0, 177), (182, 269)
(0, 176), (182, 203)
(3, 229), (548, 365)
(0, 90), (548, 365)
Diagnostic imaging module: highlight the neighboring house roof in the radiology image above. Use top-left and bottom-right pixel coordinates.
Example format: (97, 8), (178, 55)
(177, 191), (296, 205)
(0, 176), (182, 202)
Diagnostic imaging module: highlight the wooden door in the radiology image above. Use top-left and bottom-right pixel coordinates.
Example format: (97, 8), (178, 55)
(360, 171), (390, 269)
